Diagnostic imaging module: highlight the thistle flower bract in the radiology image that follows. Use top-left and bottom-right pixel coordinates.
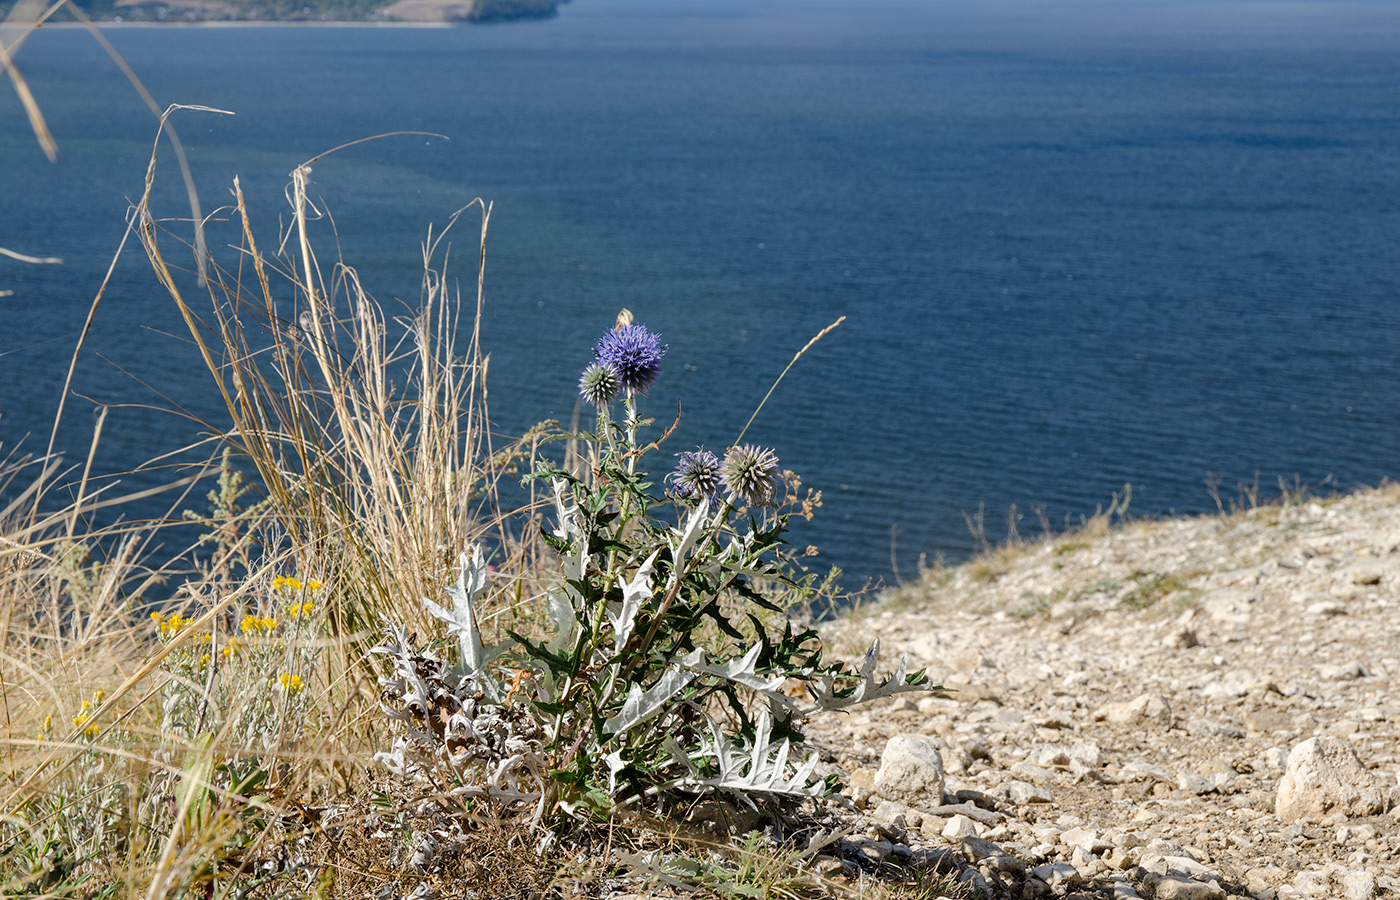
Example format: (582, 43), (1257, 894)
(667, 450), (722, 504)
(721, 444), (779, 507)
(578, 361), (622, 405)
(594, 324), (666, 395)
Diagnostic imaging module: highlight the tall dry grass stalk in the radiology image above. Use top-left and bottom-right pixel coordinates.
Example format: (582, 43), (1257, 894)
(132, 110), (526, 658)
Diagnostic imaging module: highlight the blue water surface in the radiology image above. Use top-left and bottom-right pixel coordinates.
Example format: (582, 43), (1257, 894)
(3, 0), (1400, 589)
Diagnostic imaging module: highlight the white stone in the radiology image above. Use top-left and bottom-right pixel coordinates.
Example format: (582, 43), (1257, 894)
(1147, 875), (1226, 900)
(871, 799), (917, 827)
(1009, 761), (1056, 782)
(1003, 780), (1053, 804)
(1029, 863), (1080, 887)
(1337, 868), (1378, 900)
(1316, 662), (1366, 681)
(1292, 869), (1332, 896)
(873, 735), (946, 807)
(1177, 771), (1217, 795)
(1060, 825), (1112, 855)
(942, 814), (981, 840)
(1276, 736), (1395, 822)
(1029, 745), (1069, 767)
(1164, 855), (1221, 880)
(1066, 741), (1104, 769)
(1096, 692), (1172, 727)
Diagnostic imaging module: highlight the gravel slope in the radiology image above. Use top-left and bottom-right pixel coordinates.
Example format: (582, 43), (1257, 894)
(811, 487), (1400, 899)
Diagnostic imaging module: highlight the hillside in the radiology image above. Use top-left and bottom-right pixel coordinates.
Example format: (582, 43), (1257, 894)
(809, 486), (1400, 898)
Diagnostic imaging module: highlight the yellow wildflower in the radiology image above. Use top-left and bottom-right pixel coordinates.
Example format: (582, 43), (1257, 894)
(277, 672), (304, 694)
(221, 637), (244, 658)
(151, 611), (190, 639)
(239, 615), (277, 635)
(285, 600), (316, 618)
(72, 695), (101, 738)
(274, 576), (322, 594)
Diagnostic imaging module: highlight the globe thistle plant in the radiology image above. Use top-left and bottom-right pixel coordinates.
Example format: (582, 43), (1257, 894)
(667, 449), (722, 504)
(721, 444), (779, 507)
(578, 361), (622, 406)
(594, 324), (666, 395)
(372, 315), (934, 837)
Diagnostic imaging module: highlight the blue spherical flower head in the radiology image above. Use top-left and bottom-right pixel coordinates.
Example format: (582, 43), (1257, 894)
(721, 444), (779, 507)
(667, 449), (722, 504)
(594, 324), (667, 395)
(579, 361), (622, 406)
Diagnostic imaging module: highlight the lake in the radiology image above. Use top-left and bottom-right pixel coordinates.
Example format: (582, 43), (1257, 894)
(4, 0), (1400, 591)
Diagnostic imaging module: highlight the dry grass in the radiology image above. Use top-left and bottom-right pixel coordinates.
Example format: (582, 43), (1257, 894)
(0, 100), (558, 895)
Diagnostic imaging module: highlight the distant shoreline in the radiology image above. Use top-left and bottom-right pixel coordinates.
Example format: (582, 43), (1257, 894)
(27, 19), (456, 26)
(5, 0), (562, 27)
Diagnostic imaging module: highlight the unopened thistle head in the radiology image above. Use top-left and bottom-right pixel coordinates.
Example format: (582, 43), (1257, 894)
(721, 444), (779, 507)
(578, 361), (622, 405)
(667, 450), (722, 504)
(594, 324), (666, 395)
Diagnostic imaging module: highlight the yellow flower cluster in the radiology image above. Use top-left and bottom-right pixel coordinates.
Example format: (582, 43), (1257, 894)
(221, 636), (243, 658)
(150, 611), (188, 639)
(277, 672), (304, 694)
(71, 690), (106, 738)
(272, 576), (323, 593)
(239, 615), (278, 636)
(285, 600), (315, 618)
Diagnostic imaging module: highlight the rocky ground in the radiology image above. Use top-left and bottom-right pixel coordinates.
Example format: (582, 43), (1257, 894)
(808, 486), (1400, 900)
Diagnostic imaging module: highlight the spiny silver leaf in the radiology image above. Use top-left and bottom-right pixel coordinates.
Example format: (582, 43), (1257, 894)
(603, 648), (702, 736)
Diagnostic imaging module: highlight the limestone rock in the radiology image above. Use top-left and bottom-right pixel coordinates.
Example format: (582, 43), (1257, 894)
(1338, 867), (1378, 900)
(959, 835), (1005, 862)
(1059, 825), (1112, 855)
(1145, 874), (1225, 900)
(1095, 692), (1171, 727)
(873, 735), (945, 807)
(1029, 863), (1080, 888)
(871, 799), (919, 828)
(1275, 736), (1394, 822)
(941, 813), (980, 840)
(1351, 566), (1383, 586)
(1000, 780), (1052, 805)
